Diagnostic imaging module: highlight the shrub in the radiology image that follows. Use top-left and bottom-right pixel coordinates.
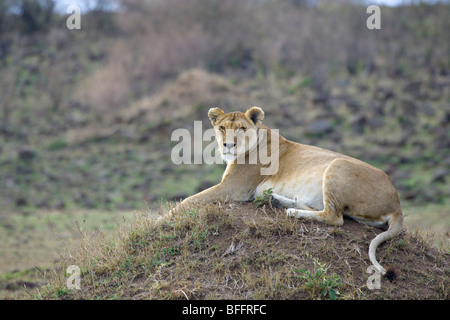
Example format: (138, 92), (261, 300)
(20, 0), (55, 34)
(294, 257), (342, 300)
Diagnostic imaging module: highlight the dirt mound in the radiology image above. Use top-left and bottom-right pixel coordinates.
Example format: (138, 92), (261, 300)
(121, 68), (236, 127)
(42, 202), (449, 300)
(65, 68), (238, 145)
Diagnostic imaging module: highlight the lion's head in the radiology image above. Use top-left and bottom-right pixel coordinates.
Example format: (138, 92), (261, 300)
(208, 107), (265, 163)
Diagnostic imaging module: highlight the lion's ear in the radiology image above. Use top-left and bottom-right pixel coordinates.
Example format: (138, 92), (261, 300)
(208, 107), (225, 125)
(245, 107), (264, 126)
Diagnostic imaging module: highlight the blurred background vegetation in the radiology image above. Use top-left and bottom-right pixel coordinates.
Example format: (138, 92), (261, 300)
(0, 0), (448, 297)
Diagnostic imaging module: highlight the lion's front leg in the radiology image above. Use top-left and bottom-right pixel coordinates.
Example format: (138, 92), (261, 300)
(169, 183), (239, 215)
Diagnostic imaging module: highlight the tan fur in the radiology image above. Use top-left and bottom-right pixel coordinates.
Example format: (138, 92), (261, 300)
(171, 107), (404, 275)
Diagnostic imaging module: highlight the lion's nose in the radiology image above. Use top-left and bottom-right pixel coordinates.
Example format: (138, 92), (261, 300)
(223, 143), (236, 149)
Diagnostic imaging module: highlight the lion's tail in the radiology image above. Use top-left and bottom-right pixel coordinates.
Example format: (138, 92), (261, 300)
(368, 210), (403, 276)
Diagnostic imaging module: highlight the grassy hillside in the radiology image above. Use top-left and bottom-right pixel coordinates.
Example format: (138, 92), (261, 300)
(1, 67), (449, 212)
(1, 1), (449, 213)
(36, 202), (449, 300)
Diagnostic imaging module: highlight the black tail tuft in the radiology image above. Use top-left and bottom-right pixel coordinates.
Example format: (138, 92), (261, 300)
(384, 267), (399, 282)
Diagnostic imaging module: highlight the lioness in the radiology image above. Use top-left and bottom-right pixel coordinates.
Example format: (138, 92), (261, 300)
(171, 107), (403, 276)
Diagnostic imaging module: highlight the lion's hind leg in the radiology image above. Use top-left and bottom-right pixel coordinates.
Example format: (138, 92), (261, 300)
(271, 193), (318, 210)
(270, 193), (295, 209)
(286, 208), (344, 226)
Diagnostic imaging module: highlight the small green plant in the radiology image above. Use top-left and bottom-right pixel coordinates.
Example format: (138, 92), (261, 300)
(294, 257), (342, 300)
(161, 246), (180, 256)
(253, 188), (273, 208)
(54, 287), (70, 298)
(184, 209), (198, 218)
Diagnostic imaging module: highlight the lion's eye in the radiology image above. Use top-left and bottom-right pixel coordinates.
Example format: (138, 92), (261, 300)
(239, 127), (246, 131)
(219, 126), (225, 131)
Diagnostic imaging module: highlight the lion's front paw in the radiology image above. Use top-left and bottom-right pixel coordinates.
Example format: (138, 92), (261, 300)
(156, 208), (175, 223)
(270, 196), (282, 209)
(286, 208), (299, 218)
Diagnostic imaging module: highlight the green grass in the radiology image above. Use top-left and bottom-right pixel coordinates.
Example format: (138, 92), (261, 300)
(403, 200), (450, 249)
(0, 208), (137, 299)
